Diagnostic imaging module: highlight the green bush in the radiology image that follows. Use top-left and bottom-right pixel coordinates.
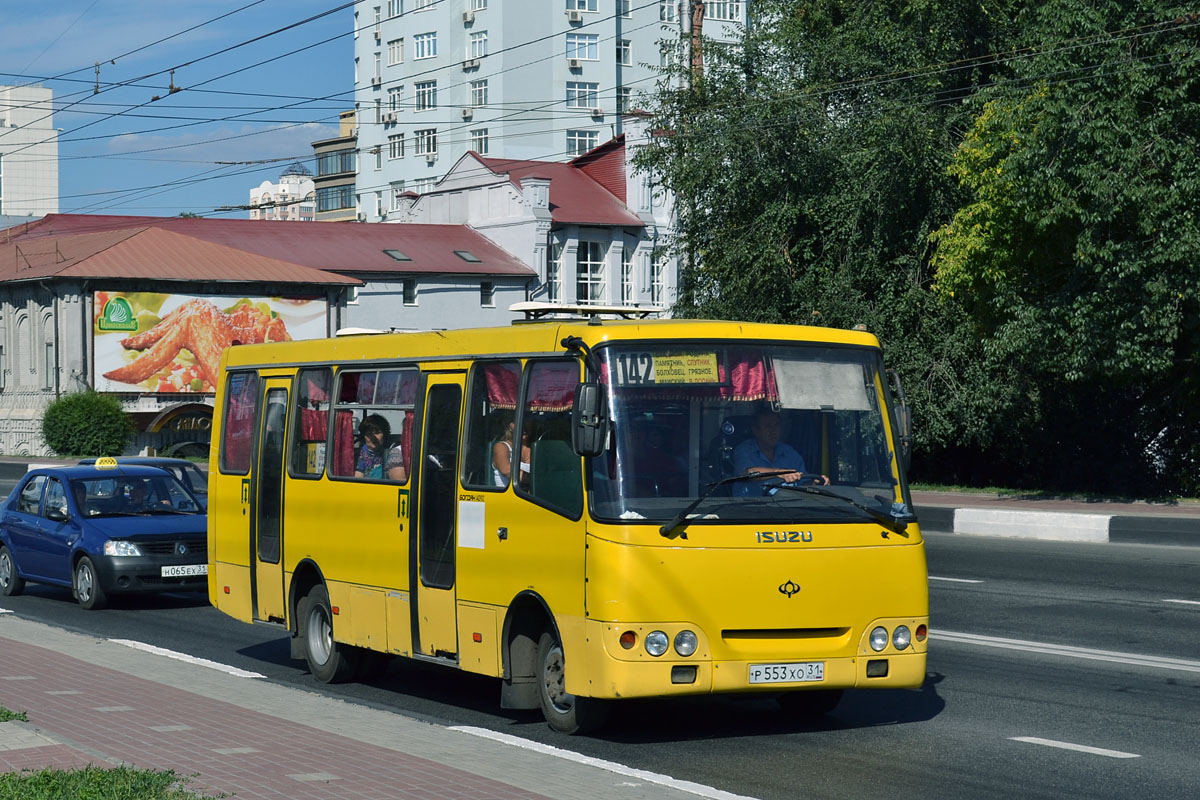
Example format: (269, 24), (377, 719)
(41, 391), (133, 457)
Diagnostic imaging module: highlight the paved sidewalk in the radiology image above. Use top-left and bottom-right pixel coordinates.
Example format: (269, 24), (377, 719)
(0, 616), (746, 800)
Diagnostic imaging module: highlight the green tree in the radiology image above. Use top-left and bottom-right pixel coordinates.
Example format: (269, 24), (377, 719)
(636, 0), (1020, 465)
(930, 1), (1200, 493)
(42, 391), (133, 457)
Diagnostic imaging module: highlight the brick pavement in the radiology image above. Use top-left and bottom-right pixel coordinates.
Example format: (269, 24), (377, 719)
(0, 617), (745, 800)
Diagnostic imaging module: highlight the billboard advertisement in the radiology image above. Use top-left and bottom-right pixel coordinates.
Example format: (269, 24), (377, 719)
(93, 292), (328, 393)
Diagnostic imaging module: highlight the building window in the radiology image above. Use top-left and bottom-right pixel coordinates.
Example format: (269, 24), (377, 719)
(387, 0), (402, 17)
(548, 241), (563, 302)
(480, 281), (495, 307)
(316, 185), (355, 212)
(374, 98), (382, 123)
(651, 258), (666, 304)
(375, 192), (384, 217)
(618, 0), (631, 16)
(390, 182), (406, 210)
(403, 279), (418, 305)
(388, 38), (403, 65)
(415, 128), (437, 155)
(415, 80), (437, 111)
(389, 134), (405, 159)
(566, 129), (598, 156)
(566, 82), (598, 109)
(413, 32), (437, 59)
(373, 147), (382, 170)
(472, 0), (487, 8)
(704, 1), (741, 20)
(660, 42), (680, 68)
(414, 177), (435, 194)
(470, 128), (489, 155)
(470, 31), (488, 59)
(616, 39), (631, 65)
(567, 0), (597, 9)
(321, 147), (356, 174)
(660, 0), (676, 21)
(470, 79), (488, 107)
(373, 52), (381, 80)
(567, 33), (599, 60)
(415, 0), (433, 8)
(622, 247), (634, 303)
(577, 241), (606, 303)
(388, 86), (402, 112)
(44, 341), (54, 390)
(617, 86), (632, 114)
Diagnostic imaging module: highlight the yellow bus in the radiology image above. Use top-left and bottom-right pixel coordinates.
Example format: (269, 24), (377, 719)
(207, 311), (928, 733)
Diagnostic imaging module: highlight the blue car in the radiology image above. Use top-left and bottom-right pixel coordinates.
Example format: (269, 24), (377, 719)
(0, 461), (207, 610)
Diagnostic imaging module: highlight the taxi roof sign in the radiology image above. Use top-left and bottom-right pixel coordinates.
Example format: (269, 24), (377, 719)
(95, 456), (119, 469)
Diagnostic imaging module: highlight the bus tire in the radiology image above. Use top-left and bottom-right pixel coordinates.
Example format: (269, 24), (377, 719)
(300, 585), (360, 683)
(777, 689), (843, 717)
(0, 545), (25, 596)
(536, 628), (609, 735)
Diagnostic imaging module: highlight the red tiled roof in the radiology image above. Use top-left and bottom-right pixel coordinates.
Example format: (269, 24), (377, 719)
(0, 215), (535, 283)
(476, 146), (643, 227)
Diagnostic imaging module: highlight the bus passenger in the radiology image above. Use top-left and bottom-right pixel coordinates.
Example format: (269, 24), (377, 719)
(355, 414), (407, 481)
(733, 407), (828, 495)
(492, 421), (531, 488)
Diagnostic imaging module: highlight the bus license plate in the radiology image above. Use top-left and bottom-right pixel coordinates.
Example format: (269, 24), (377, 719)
(161, 564), (208, 578)
(749, 662), (824, 684)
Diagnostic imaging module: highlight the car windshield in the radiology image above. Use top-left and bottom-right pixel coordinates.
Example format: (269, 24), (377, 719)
(588, 342), (908, 526)
(71, 474), (202, 517)
(170, 463), (208, 499)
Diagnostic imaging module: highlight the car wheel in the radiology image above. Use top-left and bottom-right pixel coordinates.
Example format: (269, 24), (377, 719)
(300, 585), (360, 683)
(537, 628), (609, 735)
(0, 545), (25, 596)
(777, 689), (844, 717)
(74, 556), (107, 610)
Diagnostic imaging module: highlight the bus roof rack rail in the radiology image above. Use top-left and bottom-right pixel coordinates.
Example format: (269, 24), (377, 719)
(509, 301), (666, 321)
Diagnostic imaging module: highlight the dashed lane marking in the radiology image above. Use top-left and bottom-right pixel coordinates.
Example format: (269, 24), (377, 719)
(1010, 737), (1140, 759)
(929, 576), (983, 584)
(936, 630), (1200, 674)
(1162, 599), (1200, 606)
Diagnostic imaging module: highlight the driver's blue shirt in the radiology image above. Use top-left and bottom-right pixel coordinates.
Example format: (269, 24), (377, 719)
(732, 439), (806, 496)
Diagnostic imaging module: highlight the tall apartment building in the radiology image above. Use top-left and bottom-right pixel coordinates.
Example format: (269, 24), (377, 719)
(0, 85), (59, 216)
(352, 1), (744, 220)
(312, 111), (358, 221)
(248, 163), (316, 221)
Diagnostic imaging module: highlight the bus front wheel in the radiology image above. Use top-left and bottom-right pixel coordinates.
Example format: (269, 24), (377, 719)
(537, 629), (609, 735)
(300, 585), (360, 683)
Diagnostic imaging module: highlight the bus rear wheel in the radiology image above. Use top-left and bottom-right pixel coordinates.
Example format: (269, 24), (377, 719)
(300, 585), (360, 683)
(537, 628), (609, 735)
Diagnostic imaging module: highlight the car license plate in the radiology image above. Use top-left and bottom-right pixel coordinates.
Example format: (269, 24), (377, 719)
(161, 564), (207, 578)
(748, 662), (824, 684)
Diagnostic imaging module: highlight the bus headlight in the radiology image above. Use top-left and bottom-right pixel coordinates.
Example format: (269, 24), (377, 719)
(104, 540), (143, 557)
(645, 630), (669, 657)
(674, 630), (698, 657)
(869, 626), (889, 652)
(892, 626), (911, 651)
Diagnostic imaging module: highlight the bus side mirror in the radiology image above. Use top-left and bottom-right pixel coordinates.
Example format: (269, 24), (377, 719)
(887, 369), (912, 471)
(571, 382), (609, 457)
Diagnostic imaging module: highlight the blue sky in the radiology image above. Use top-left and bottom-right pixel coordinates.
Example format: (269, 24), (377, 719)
(0, 0), (354, 217)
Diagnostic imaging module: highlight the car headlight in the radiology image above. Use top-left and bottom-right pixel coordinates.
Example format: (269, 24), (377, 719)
(104, 540), (143, 557)
(645, 630), (669, 657)
(893, 626), (911, 651)
(674, 630), (698, 657)
(869, 626), (889, 652)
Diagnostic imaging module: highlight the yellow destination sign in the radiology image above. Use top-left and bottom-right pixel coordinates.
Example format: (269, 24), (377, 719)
(654, 353), (719, 383)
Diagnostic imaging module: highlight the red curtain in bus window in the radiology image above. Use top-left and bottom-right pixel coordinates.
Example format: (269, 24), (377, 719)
(400, 412), (414, 476)
(332, 409), (357, 476)
(484, 363), (520, 410)
(221, 372), (260, 472)
(527, 361), (578, 412)
(721, 349), (778, 402)
(299, 408), (327, 440)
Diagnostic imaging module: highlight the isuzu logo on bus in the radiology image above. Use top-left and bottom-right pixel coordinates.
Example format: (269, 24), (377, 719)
(755, 531), (813, 543)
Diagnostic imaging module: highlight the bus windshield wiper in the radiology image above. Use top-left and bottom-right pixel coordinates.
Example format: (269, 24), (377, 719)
(768, 484), (915, 537)
(659, 471), (794, 540)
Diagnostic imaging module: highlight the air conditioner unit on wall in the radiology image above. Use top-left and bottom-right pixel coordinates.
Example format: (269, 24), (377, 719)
(425, 152), (438, 165)
(567, 9), (583, 23)
(462, 58), (480, 70)
(463, 10), (475, 23)
(567, 58), (583, 69)
(590, 107), (603, 118)
(462, 107), (474, 120)
(370, 76), (382, 87)
(374, 26), (381, 41)
(382, 111), (397, 123)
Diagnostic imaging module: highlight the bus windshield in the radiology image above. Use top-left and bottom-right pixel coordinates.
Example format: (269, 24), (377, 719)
(589, 342), (908, 526)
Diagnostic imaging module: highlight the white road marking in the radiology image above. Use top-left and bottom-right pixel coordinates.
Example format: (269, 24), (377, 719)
(0, 608), (12, 614)
(1010, 736), (1140, 759)
(1162, 599), (1200, 606)
(109, 639), (265, 678)
(929, 576), (983, 584)
(449, 725), (759, 800)
(936, 630), (1200, 674)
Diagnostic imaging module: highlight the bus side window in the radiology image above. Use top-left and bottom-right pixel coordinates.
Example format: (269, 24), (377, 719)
(220, 371), (260, 474)
(462, 360), (521, 490)
(330, 368), (416, 482)
(517, 360), (582, 517)
(290, 367), (332, 478)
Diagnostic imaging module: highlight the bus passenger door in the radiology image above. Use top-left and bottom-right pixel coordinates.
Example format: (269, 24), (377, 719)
(411, 373), (464, 659)
(252, 379), (290, 624)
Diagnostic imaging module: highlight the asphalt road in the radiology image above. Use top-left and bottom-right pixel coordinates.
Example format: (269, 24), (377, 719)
(2, 527), (1199, 799)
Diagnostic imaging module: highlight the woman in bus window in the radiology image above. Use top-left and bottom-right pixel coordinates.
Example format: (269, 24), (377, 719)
(355, 413), (407, 481)
(492, 420), (531, 488)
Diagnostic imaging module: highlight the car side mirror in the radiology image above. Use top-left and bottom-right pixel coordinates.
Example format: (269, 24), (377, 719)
(571, 381), (609, 457)
(47, 506), (68, 522)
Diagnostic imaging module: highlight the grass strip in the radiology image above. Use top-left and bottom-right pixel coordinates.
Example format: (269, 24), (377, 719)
(0, 765), (217, 800)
